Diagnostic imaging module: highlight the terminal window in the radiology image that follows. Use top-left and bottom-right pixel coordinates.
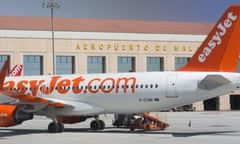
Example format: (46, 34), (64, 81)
(0, 55), (10, 72)
(87, 56), (105, 73)
(118, 56), (135, 72)
(147, 57), (164, 72)
(175, 57), (191, 70)
(56, 56), (75, 74)
(23, 55), (43, 75)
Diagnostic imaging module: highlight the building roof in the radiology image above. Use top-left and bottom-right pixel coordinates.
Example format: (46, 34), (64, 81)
(0, 16), (214, 35)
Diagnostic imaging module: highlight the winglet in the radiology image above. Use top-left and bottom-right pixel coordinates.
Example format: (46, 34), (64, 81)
(177, 5), (240, 72)
(0, 59), (10, 90)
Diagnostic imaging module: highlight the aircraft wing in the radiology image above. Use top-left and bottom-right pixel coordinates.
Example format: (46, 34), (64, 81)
(0, 90), (104, 115)
(0, 89), (63, 108)
(0, 94), (17, 104)
(198, 75), (231, 90)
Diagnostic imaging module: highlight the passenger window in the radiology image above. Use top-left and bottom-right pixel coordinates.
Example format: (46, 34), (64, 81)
(150, 84), (153, 88)
(145, 84), (148, 88)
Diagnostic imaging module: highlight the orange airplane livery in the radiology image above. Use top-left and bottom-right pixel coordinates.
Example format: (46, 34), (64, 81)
(1, 5), (240, 133)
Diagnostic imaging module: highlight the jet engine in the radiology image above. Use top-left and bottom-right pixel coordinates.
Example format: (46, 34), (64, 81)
(0, 105), (33, 127)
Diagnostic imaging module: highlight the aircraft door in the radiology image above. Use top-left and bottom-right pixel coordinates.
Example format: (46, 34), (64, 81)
(166, 75), (177, 98)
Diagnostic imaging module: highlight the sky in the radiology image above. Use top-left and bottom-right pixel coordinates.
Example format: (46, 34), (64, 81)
(0, 0), (239, 22)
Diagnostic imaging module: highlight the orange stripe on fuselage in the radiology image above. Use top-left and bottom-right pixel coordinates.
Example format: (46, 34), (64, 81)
(3, 75), (137, 96)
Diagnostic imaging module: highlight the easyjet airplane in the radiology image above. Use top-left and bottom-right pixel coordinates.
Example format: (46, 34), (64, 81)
(0, 5), (240, 133)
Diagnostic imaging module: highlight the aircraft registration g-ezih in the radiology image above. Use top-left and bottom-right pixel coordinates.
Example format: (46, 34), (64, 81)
(0, 5), (240, 133)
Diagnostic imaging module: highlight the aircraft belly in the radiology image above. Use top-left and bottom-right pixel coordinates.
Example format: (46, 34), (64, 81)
(54, 101), (105, 116)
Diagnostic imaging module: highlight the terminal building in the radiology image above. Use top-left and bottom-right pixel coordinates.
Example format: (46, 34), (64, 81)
(0, 16), (239, 111)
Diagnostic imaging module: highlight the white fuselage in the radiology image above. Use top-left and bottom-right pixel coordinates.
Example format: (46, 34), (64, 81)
(3, 71), (240, 115)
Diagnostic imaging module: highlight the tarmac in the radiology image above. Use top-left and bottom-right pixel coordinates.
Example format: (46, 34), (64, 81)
(1, 111), (240, 144)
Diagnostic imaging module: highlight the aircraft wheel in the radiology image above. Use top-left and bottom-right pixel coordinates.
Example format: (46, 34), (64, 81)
(48, 122), (64, 133)
(57, 122), (64, 132)
(90, 120), (100, 130)
(98, 120), (105, 130)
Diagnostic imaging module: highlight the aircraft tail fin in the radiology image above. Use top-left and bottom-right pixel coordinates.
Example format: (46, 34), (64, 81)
(8, 64), (23, 77)
(0, 60), (9, 90)
(177, 5), (240, 72)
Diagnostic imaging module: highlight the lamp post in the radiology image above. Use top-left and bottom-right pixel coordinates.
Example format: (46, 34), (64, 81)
(43, 0), (60, 75)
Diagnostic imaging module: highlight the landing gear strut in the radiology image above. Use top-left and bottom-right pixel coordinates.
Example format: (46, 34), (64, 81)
(48, 122), (64, 133)
(90, 119), (105, 130)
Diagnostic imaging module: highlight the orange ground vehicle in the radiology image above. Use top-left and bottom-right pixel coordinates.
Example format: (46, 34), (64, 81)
(129, 113), (169, 131)
(113, 113), (169, 131)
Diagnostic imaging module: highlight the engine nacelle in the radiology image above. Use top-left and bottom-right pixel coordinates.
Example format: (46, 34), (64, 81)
(56, 116), (87, 124)
(0, 105), (33, 127)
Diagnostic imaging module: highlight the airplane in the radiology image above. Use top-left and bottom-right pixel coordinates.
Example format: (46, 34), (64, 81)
(8, 64), (23, 77)
(0, 5), (240, 133)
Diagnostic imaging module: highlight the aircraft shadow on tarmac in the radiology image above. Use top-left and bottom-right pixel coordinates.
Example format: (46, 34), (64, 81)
(0, 127), (238, 138)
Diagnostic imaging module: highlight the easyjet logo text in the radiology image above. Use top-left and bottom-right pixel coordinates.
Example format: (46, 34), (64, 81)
(3, 76), (137, 96)
(198, 12), (237, 62)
